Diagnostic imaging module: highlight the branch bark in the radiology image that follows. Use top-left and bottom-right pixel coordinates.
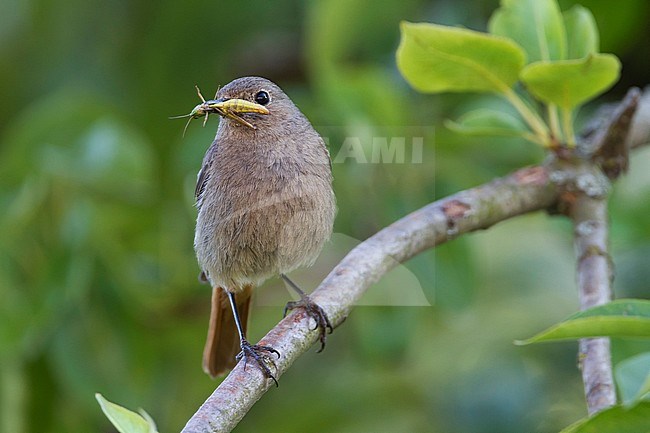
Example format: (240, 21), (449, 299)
(588, 88), (640, 178)
(181, 165), (558, 433)
(628, 86), (650, 150)
(571, 190), (616, 414)
(567, 87), (640, 414)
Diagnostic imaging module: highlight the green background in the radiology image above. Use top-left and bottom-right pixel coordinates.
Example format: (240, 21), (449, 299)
(1, 0), (649, 432)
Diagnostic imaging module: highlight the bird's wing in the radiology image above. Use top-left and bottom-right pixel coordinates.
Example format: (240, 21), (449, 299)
(195, 143), (219, 208)
(195, 161), (211, 207)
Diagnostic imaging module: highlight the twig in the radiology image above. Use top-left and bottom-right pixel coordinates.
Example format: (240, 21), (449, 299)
(571, 190), (616, 414)
(586, 87), (640, 178)
(628, 86), (650, 151)
(180, 165), (559, 433)
(566, 88), (641, 415)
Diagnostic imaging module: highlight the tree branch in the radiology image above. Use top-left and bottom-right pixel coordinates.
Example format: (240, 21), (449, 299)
(588, 88), (640, 178)
(181, 88), (650, 432)
(571, 189), (616, 414)
(181, 165), (559, 433)
(566, 88), (641, 415)
(628, 86), (650, 151)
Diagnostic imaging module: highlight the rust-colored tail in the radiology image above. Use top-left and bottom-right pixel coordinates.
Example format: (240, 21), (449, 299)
(202, 285), (253, 377)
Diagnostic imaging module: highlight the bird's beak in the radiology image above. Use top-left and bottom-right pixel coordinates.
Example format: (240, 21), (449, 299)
(207, 98), (270, 129)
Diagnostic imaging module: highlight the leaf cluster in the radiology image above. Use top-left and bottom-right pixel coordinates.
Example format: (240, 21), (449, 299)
(397, 0), (621, 148)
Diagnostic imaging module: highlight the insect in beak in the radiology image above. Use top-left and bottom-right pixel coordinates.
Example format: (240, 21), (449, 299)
(207, 98), (270, 129)
(169, 86), (216, 137)
(171, 85), (270, 135)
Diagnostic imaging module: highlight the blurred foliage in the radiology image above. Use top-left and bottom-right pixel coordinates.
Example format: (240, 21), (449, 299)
(0, 1), (649, 432)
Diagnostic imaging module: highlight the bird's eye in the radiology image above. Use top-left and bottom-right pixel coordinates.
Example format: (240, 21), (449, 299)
(254, 90), (270, 105)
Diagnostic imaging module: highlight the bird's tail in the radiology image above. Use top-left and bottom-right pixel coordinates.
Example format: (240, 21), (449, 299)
(202, 285), (252, 377)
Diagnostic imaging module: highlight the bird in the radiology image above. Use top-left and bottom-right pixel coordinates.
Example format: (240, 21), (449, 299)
(190, 76), (336, 383)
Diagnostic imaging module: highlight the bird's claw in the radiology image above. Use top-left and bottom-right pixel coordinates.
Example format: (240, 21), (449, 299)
(236, 339), (280, 387)
(284, 295), (333, 353)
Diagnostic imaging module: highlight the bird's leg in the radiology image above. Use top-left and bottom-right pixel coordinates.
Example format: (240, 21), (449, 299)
(227, 291), (280, 386)
(281, 274), (333, 352)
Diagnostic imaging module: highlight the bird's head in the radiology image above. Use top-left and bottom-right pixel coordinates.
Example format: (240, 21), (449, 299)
(213, 76), (304, 131)
(173, 76), (307, 136)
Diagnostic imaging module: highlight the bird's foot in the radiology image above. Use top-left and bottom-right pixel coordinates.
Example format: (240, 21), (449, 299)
(236, 339), (280, 386)
(284, 294), (333, 353)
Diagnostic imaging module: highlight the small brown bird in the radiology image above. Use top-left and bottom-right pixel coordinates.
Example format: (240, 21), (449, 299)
(192, 77), (336, 383)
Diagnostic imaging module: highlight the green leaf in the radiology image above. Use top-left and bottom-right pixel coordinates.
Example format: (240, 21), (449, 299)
(520, 54), (621, 110)
(518, 299), (650, 344)
(563, 5), (599, 59)
(566, 299), (650, 320)
(615, 352), (650, 406)
(95, 394), (158, 433)
(396, 22), (526, 94)
(445, 109), (529, 137)
(488, 0), (567, 62)
(560, 402), (650, 433)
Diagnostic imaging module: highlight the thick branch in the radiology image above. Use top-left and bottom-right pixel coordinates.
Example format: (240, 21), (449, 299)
(181, 165), (558, 433)
(571, 192), (616, 414)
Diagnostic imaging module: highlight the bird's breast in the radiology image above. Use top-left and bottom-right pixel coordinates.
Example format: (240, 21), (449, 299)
(194, 147), (334, 288)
